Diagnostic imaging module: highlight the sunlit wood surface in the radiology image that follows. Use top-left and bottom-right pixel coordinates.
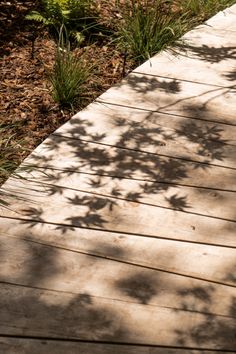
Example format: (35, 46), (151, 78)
(0, 5), (236, 353)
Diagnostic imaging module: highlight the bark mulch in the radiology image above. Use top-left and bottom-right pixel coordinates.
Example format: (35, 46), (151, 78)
(0, 0), (130, 185)
(1, 0), (231, 185)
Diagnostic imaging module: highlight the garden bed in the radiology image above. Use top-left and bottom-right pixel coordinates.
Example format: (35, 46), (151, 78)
(0, 0), (235, 185)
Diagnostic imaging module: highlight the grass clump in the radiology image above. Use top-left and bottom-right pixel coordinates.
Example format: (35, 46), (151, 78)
(116, 0), (236, 64)
(117, 0), (189, 64)
(49, 28), (90, 106)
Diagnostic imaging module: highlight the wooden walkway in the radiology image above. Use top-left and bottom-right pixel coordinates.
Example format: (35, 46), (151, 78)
(0, 5), (236, 353)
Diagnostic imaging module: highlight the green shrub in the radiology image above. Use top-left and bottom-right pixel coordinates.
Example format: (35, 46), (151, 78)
(117, 0), (189, 64)
(49, 28), (90, 106)
(26, 0), (98, 44)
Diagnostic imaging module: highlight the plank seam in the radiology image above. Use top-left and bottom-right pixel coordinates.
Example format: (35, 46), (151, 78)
(51, 133), (236, 171)
(1, 232), (236, 287)
(1, 215), (235, 249)
(4, 179), (236, 223)
(132, 71), (235, 88)
(1, 280), (234, 318)
(19, 166), (236, 193)
(0, 334), (235, 352)
(96, 100), (236, 127)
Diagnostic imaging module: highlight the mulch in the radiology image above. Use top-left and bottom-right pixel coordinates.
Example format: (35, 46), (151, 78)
(0, 0), (130, 184)
(0, 0), (223, 184)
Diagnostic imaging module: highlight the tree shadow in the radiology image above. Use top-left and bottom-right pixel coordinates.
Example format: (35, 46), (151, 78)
(224, 262), (236, 285)
(178, 43), (236, 64)
(0, 235), (129, 341)
(1, 284), (128, 341)
(175, 305), (236, 350)
(225, 68), (236, 82)
(120, 75), (182, 95)
(2, 94), (234, 234)
(175, 120), (228, 161)
(1, 230), (236, 350)
(115, 271), (159, 305)
(173, 272), (236, 349)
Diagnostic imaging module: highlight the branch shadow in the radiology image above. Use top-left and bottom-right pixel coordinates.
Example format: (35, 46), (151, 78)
(121, 75), (182, 95)
(225, 68), (236, 82)
(178, 43), (236, 64)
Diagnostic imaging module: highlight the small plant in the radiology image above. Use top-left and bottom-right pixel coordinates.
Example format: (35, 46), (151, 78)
(49, 27), (90, 106)
(26, 0), (98, 44)
(117, 0), (189, 64)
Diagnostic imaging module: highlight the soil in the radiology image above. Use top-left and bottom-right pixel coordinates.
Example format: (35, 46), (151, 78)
(0, 0), (131, 185)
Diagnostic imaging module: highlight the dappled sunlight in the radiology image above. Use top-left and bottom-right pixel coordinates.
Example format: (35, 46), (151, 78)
(0, 3), (236, 351)
(1, 91), (236, 247)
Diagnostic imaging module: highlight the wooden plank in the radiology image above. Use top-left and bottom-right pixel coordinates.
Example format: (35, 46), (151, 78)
(187, 19), (236, 38)
(1, 235), (235, 317)
(134, 30), (236, 87)
(21, 135), (236, 191)
(134, 55), (236, 90)
(53, 102), (236, 168)
(225, 4), (236, 15)
(1, 176), (236, 247)
(0, 218), (235, 286)
(3, 168), (236, 221)
(135, 5), (236, 86)
(97, 74), (236, 125)
(56, 101), (236, 143)
(0, 337), (231, 354)
(0, 283), (235, 350)
(205, 7), (236, 31)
